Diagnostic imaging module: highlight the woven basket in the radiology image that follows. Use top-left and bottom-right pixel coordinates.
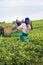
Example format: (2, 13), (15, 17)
(4, 27), (12, 37)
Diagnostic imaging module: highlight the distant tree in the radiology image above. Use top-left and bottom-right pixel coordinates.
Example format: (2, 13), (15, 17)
(12, 21), (15, 24)
(0, 22), (2, 24)
(2, 21), (5, 24)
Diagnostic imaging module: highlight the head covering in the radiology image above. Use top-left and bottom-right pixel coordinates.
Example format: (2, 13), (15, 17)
(16, 19), (21, 26)
(24, 17), (30, 25)
(16, 19), (18, 23)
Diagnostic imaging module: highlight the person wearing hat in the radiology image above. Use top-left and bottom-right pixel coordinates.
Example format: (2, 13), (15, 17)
(12, 19), (21, 30)
(17, 17), (31, 42)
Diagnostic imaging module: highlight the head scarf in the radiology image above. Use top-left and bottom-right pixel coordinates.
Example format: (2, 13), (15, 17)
(24, 17), (30, 25)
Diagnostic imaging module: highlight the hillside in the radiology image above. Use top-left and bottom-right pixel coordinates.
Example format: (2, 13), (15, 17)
(0, 20), (43, 65)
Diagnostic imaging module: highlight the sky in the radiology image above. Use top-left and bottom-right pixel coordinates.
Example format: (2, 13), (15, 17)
(0, 0), (43, 22)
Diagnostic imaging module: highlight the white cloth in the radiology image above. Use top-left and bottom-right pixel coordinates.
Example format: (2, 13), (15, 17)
(17, 23), (31, 33)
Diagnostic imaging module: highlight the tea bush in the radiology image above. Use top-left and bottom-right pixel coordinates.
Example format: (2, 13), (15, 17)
(0, 20), (43, 65)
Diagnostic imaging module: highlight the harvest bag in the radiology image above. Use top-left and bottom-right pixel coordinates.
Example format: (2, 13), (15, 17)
(12, 32), (22, 37)
(20, 32), (29, 42)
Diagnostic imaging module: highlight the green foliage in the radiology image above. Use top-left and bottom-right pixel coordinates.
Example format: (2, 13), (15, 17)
(0, 20), (43, 65)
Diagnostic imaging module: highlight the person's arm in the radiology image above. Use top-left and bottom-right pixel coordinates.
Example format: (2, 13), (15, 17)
(29, 21), (33, 30)
(12, 24), (18, 30)
(28, 25), (31, 30)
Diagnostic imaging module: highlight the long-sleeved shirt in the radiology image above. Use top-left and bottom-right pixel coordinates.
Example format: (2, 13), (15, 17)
(17, 23), (31, 33)
(12, 24), (18, 30)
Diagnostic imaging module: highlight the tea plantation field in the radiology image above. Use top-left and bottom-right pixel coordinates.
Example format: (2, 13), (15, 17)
(0, 20), (43, 65)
